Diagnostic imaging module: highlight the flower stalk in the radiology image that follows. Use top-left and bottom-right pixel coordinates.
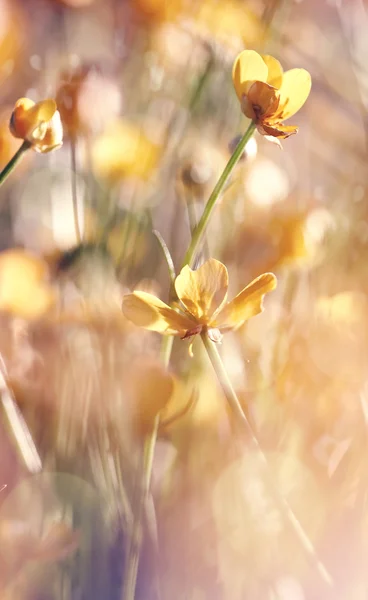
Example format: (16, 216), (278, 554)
(0, 141), (30, 187)
(200, 332), (334, 589)
(182, 120), (256, 268)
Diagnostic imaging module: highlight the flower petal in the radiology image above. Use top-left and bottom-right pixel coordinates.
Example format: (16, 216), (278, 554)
(232, 50), (268, 100)
(247, 81), (280, 119)
(215, 272), (277, 330)
(122, 291), (193, 335)
(261, 121), (298, 139)
(174, 259), (228, 323)
(277, 69), (311, 120)
(261, 55), (283, 88)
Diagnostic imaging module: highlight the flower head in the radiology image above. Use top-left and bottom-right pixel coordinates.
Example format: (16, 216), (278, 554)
(0, 249), (55, 319)
(92, 119), (160, 182)
(232, 50), (311, 144)
(9, 98), (63, 153)
(122, 258), (277, 344)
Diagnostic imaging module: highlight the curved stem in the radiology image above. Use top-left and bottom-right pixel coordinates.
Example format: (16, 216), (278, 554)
(0, 141), (30, 187)
(182, 121), (256, 268)
(200, 332), (334, 589)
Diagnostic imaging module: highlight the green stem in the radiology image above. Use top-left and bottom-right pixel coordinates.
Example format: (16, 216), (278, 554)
(123, 121), (256, 600)
(0, 141), (30, 186)
(188, 53), (214, 112)
(200, 332), (334, 588)
(182, 121), (256, 268)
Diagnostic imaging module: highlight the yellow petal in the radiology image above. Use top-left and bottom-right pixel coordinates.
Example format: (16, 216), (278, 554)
(174, 259), (228, 323)
(261, 54), (283, 88)
(232, 50), (268, 100)
(215, 272), (277, 330)
(130, 361), (175, 436)
(122, 291), (194, 335)
(32, 99), (57, 123)
(277, 69), (311, 120)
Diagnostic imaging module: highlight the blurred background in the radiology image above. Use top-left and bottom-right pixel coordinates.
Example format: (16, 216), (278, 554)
(1, 0), (368, 598)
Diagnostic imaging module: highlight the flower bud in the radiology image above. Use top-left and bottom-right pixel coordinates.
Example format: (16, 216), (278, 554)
(9, 98), (63, 153)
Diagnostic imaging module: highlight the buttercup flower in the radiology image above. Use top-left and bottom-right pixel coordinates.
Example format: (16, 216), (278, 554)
(122, 258), (277, 344)
(92, 119), (160, 182)
(0, 249), (55, 319)
(232, 50), (311, 143)
(9, 98), (63, 153)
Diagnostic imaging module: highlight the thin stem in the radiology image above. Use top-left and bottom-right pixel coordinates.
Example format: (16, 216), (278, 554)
(182, 121), (256, 268)
(200, 332), (334, 589)
(122, 342), (170, 600)
(122, 416), (162, 600)
(70, 138), (82, 244)
(123, 122), (256, 600)
(188, 52), (214, 112)
(153, 230), (176, 285)
(0, 141), (30, 186)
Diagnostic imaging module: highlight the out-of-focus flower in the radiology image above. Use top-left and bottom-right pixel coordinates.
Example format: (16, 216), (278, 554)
(92, 119), (161, 182)
(188, 1), (264, 54)
(316, 291), (368, 327)
(50, 0), (95, 6)
(232, 50), (311, 143)
(122, 258), (276, 343)
(127, 360), (175, 435)
(0, 0), (24, 86)
(9, 98), (63, 153)
(133, 0), (183, 23)
(53, 243), (125, 324)
(178, 140), (227, 200)
(223, 208), (310, 279)
(56, 64), (122, 138)
(0, 249), (55, 319)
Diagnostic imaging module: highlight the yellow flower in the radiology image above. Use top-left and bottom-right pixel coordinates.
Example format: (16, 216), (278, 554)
(232, 50), (311, 143)
(9, 98), (63, 153)
(122, 258), (277, 343)
(193, 0), (264, 52)
(91, 119), (160, 182)
(0, 249), (55, 319)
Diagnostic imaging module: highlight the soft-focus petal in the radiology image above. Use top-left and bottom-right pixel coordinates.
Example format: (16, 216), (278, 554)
(277, 68), (311, 120)
(261, 54), (283, 88)
(30, 99), (57, 124)
(215, 272), (277, 330)
(0, 249), (55, 319)
(129, 361), (175, 436)
(122, 291), (194, 335)
(32, 111), (63, 153)
(174, 259), (228, 322)
(232, 50), (268, 100)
